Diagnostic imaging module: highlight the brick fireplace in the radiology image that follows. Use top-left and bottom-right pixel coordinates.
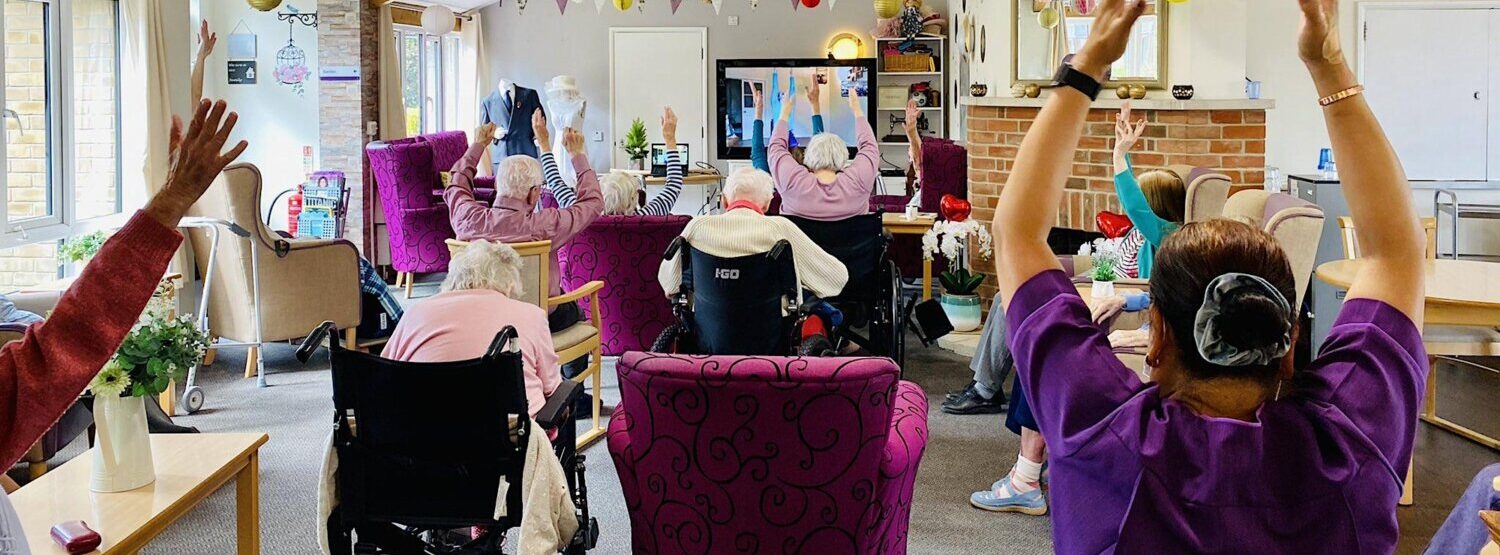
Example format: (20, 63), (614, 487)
(960, 97), (1276, 307)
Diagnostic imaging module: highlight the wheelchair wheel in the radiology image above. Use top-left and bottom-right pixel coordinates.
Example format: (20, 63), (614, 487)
(651, 323), (687, 353)
(888, 261), (907, 368)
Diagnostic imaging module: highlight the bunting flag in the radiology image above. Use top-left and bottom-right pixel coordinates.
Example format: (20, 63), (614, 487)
(556, 0), (569, 14)
(670, 0), (683, 12)
(791, 0), (799, 10)
(827, 0), (836, 9)
(709, 0), (723, 13)
(595, 0), (608, 12)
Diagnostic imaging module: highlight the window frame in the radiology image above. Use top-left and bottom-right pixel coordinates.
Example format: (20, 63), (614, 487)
(393, 24), (460, 136)
(0, 0), (126, 252)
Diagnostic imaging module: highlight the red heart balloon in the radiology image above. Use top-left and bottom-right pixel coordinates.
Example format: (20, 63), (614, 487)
(1096, 211), (1134, 239)
(940, 194), (972, 222)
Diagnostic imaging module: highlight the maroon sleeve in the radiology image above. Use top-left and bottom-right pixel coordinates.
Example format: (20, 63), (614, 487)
(0, 212), (181, 467)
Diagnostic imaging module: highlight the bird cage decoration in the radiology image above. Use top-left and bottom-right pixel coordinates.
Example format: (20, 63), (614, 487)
(273, 9), (318, 96)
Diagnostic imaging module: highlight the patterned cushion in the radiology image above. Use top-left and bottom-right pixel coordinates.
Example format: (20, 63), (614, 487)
(556, 215), (690, 355)
(607, 353), (929, 554)
(368, 139), (456, 274)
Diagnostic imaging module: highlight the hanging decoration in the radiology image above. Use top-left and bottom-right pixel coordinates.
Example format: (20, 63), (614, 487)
(557, 0), (571, 14)
(517, 0), (529, 13)
(420, 5), (455, 34)
(708, 0), (723, 13)
(827, 0), (836, 9)
(1074, 0), (1094, 15)
(670, 0), (683, 12)
(750, 0), (760, 10)
(596, 0), (609, 12)
(793, 0), (802, 10)
(274, 8), (317, 97)
(874, 0), (900, 19)
(248, 0), (283, 11)
(613, 0), (632, 11)
(1037, 3), (1060, 29)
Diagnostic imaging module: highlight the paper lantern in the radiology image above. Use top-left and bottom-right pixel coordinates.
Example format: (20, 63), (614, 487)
(247, 0), (283, 11)
(420, 5), (455, 35)
(614, 0), (633, 11)
(802, 0), (820, 8)
(1037, 5), (1060, 29)
(874, 0), (901, 19)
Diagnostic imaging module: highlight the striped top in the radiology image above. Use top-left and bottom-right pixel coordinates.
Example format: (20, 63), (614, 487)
(546, 151), (684, 216)
(1117, 228), (1147, 280)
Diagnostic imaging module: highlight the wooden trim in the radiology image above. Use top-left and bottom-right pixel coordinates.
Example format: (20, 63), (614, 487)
(549, 280), (605, 307)
(389, 3), (463, 32)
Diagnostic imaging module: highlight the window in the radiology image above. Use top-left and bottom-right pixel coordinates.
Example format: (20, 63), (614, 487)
(395, 26), (461, 136)
(0, 0), (123, 289)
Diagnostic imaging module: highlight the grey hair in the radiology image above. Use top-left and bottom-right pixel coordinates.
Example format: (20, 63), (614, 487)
(498, 155), (542, 200)
(722, 167), (775, 208)
(441, 240), (524, 298)
(802, 133), (849, 173)
(600, 171), (641, 215)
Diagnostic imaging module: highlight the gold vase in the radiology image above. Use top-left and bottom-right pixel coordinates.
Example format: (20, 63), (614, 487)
(1129, 84), (1147, 99)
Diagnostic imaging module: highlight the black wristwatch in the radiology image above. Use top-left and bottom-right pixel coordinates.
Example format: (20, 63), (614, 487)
(1047, 63), (1103, 101)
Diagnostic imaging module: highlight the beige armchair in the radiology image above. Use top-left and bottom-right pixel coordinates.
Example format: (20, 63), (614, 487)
(1170, 165), (1234, 223)
(1221, 190), (1326, 308)
(446, 239), (607, 449)
(186, 163), (362, 387)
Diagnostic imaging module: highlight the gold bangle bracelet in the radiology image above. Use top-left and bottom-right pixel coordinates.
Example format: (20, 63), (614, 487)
(1319, 85), (1365, 107)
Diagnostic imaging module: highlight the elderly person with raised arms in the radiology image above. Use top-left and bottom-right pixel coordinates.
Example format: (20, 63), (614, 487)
(982, 0), (1427, 552)
(384, 241), (560, 417)
(552, 107), (684, 216)
(658, 167), (848, 301)
(768, 82), (879, 221)
(444, 120), (604, 335)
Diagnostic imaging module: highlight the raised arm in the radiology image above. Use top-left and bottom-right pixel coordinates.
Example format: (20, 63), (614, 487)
(751, 86), (770, 172)
(641, 107), (684, 216)
(444, 123), (504, 237)
(808, 83), (826, 135)
(845, 90), (880, 183)
(904, 99), (924, 182)
(769, 83), (813, 190)
(533, 109), (576, 208)
(1111, 108), (1171, 245)
(1298, 0), (1424, 321)
(190, 20), (217, 106)
(993, 0), (1144, 309)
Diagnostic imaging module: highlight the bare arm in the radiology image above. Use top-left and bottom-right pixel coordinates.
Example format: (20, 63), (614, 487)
(903, 99), (923, 181)
(1112, 102), (1145, 176)
(1298, 0), (1424, 321)
(993, 0), (1145, 310)
(190, 20), (216, 106)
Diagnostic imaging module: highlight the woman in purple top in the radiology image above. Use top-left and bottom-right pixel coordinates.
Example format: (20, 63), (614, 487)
(987, 0), (1429, 553)
(768, 81), (880, 221)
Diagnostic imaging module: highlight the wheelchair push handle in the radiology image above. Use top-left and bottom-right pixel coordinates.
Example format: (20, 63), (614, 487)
(484, 326), (521, 361)
(296, 321), (338, 363)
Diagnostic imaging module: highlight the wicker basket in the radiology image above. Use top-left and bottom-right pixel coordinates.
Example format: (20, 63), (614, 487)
(883, 53), (933, 73)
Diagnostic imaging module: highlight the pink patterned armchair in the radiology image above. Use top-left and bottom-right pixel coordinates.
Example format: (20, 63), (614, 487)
(606, 353), (929, 554)
(871, 137), (968, 279)
(367, 131), (496, 295)
(557, 215), (690, 355)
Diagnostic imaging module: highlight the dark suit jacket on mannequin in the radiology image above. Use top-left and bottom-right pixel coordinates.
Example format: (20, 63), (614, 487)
(479, 85), (545, 173)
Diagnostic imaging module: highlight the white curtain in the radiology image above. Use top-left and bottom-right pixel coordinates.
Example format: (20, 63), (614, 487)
(377, 6), (407, 141)
(459, 12), (487, 134)
(120, 0), (173, 198)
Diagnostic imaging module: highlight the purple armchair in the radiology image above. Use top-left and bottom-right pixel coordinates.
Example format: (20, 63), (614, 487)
(871, 138), (968, 280)
(557, 215), (690, 355)
(607, 353), (929, 554)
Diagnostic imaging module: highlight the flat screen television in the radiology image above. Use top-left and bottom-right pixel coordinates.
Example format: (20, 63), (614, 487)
(716, 58), (878, 160)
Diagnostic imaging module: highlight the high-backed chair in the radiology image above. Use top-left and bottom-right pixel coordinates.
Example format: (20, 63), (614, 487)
(556, 214), (690, 355)
(445, 239), (607, 449)
(368, 139), (458, 297)
(871, 137), (968, 280)
(1221, 190), (1326, 308)
(607, 353), (929, 554)
(186, 164), (362, 385)
(1169, 164), (1233, 223)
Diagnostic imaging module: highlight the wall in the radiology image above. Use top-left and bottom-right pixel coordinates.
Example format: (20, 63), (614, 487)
(479, 0), (943, 169)
(199, 0), (321, 227)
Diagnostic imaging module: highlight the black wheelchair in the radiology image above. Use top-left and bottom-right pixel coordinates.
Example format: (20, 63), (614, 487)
(650, 238), (827, 356)
(298, 322), (599, 554)
(783, 213), (908, 367)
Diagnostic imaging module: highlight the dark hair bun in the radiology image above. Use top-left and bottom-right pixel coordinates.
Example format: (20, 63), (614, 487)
(1215, 290), (1292, 351)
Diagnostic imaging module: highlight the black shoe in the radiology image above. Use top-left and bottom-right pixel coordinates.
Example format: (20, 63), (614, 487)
(799, 335), (837, 357)
(945, 381), (978, 402)
(941, 386), (1006, 415)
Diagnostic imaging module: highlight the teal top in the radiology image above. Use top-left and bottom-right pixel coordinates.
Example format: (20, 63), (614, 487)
(1113, 153), (1178, 279)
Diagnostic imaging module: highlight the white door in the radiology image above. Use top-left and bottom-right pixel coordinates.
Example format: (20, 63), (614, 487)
(1360, 7), (1492, 181)
(609, 28), (707, 171)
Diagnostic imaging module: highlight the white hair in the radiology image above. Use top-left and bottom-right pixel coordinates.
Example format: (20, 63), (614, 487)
(723, 168), (775, 208)
(803, 133), (850, 173)
(600, 171), (641, 215)
(498, 155), (542, 200)
(441, 240), (524, 298)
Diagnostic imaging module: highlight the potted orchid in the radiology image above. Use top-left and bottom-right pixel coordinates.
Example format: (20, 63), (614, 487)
(923, 219), (993, 332)
(1079, 238), (1123, 299)
(87, 313), (211, 492)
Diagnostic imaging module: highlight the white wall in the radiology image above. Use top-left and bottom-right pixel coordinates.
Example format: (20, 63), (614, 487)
(198, 0), (321, 224)
(479, 0), (941, 169)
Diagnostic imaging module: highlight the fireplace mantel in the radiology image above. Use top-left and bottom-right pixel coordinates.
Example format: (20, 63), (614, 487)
(961, 96), (1276, 111)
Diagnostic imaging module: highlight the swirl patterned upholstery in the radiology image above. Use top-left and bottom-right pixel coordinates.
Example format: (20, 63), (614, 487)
(870, 137), (967, 280)
(556, 215), (690, 355)
(606, 353), (929, 554)
(368, 136), (458, 275)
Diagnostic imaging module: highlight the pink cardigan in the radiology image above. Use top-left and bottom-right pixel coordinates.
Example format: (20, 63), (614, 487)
(0, 212), (181, 468)
(768, 118), (880, 221)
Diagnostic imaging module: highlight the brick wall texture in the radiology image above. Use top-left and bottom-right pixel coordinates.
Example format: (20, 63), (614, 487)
(965, 105), (1268, 307)
(318, 0), (373, 255)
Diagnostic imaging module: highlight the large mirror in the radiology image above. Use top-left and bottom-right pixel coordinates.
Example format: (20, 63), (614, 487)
(1013, 0), (1168, 88)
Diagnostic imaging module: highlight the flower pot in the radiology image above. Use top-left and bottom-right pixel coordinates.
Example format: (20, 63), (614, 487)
(1091, 279), (1116, 299)
(90, 395), (155, 492)
(940, 293), (982, 332)
(628, 158), (645, 171)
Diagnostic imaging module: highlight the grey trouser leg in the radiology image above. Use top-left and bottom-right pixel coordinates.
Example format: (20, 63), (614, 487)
(969, 307), (1014, 397)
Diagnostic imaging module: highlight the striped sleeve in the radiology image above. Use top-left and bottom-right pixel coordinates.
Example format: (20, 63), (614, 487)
(1117, 228), (1146, 279)
(541, 152), (577, 208)
(638, 151), (684, 216)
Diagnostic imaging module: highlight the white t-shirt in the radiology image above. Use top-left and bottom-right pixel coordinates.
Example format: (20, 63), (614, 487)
(0, 491), (31, 555)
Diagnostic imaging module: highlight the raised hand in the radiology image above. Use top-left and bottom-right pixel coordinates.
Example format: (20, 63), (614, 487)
(563, 127), (585, 156)
(1113, 102), (1146, 153)
(903, 98), (920, 134)
(753, 86), (765, 120)
(807, 83), (821, 115)
(531, 109), (550, 148)
(778, 82), (797, 121)
(475, 122), (497, 146)
(662, 107), (678, 149)
(1297, 0), (1345, 67)
(847, 87), (864, 117)
(197, 20), (217, 60)
(1072, 0), (1147, 79)
(146, 100), (248, 227)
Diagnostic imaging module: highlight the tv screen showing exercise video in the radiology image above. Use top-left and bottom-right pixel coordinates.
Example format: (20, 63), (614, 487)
(716, 58), (878, 160)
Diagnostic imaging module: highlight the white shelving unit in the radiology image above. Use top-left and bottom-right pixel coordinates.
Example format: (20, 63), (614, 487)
(874, 35), (948, 185)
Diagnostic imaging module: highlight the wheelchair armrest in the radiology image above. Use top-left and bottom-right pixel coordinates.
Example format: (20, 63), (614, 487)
(537, 379), (584, 429)
(663, 236), (684, 261)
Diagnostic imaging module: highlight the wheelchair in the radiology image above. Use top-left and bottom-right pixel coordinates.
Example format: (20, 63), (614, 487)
(783, 212), (908, 367)
(650, 238), (826, 356)
(298, 322), (599, 554)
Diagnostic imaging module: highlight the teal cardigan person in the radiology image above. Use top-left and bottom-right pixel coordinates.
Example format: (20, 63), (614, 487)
(750, 80), (824, 172)
(1111, 102), (1186, 279)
